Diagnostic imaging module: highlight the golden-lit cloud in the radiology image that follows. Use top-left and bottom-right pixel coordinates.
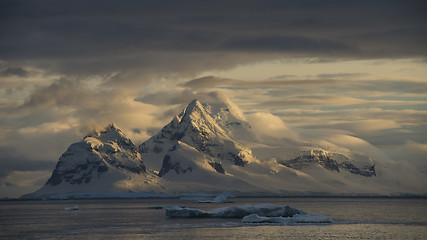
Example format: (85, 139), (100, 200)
(246, 112), (299, 140)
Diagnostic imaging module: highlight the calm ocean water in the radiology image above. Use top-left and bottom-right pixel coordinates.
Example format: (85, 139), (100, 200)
(1, 197), (426, 239)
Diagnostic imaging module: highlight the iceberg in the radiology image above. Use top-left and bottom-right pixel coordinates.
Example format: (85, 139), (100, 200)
(64, 205), (80, 211)
(242, 213), (334, 224)
(166, 206), (210, 218)
(148, 205), (186, 209)
(166, 204), (305, 218)
(198, 191), (235, 203)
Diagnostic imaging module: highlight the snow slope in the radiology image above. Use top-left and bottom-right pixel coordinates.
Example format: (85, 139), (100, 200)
(22, 124), (171, 199)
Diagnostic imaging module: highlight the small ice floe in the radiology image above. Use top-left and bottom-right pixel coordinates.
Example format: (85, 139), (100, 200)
(242, 213), (334, 224)
(198, 191), (235, 203)
(148, 206), (164, 209)
(166, 204), (304, 218)
(148, 205), (186, 209)
(64, 205), (80, 211)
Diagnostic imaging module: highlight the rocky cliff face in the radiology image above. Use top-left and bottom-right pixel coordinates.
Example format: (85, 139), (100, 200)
(279, 150), (376, 177)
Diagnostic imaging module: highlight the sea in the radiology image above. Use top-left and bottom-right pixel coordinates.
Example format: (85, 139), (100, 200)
(1, 197), (426, 239)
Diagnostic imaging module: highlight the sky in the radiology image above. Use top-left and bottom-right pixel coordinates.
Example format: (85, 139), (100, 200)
(1, 0), (426, 197)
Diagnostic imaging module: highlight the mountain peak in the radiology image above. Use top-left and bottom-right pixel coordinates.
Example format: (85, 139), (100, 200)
(83, 123), (135, 149)
(85, 123), (124, 138)
(139, 98), (256, 172)
(187, 99), (203, 109)
(41, 122), (146, 191)
(180, 99), (208, 119)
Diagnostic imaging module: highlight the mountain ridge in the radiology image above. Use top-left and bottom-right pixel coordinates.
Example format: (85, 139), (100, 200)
(22, 98), (427, 198)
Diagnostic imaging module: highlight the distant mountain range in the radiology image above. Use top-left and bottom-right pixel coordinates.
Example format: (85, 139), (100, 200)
(23, 99), (427, 198)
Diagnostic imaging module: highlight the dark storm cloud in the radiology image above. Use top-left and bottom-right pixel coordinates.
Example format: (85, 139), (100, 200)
(0, 67), (29, 77)
(0, 147), (55, 178)
(0, 0), (426, 76)
(222, 35), (358, 54)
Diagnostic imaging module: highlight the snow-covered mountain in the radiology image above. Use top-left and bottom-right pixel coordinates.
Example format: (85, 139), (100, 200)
(22, 124), (169, 199)
(140, 99), (257, 172)
(279, 150), (376, 177)
(23, 98), (427, 198)
(137, 99), (264, 193)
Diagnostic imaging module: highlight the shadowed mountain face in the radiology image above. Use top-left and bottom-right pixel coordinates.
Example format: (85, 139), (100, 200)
(46, 124), (146, 186)
(279, 150), (376, 177)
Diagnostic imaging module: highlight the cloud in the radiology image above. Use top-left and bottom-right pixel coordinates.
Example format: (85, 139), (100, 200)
(136, 88), (196, 106)
(17, 120), (77, 135)
(181, 76), (236, 89)
(330, 119), (402, 135)
(267, 74), (298, 80)
(256, 95), (427, 108)
(246, 112), (298, 140)
(0, 78), (167, 177)
(13, 78), (162, 131)
(385, 140), (427, 170)
(0, 147), (55, 179)
(349, 80), (427, 94)
(181, 76), (427, 97)
(1, 0), (425, 79)
(0, 67), (29, 77)
(317, 73), (369, 79)
(2, 170), (51, 187)
(257, 96), (364, 108)
(398, 140), (427, 155)
(180, 76), (340, 90)
(275, 108), (427, 127)
(274, 108), (427, 147)
(222, 35), (358, 54)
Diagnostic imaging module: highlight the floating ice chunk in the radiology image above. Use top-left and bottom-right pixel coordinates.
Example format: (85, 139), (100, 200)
(241, 214), (284, 223)
(64, 205), (79, 211)
(148, 205), (186, 209)
(163, 205), (186, 209)
(166, 206), (209, 218)
(242, 213), (334, 224)
(218, 191), (235, 198)
(166, 204), (304, 218)
(147, 206), (164, 209)
(198, 191), (235, 203)
(207, 204), (305, 218)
